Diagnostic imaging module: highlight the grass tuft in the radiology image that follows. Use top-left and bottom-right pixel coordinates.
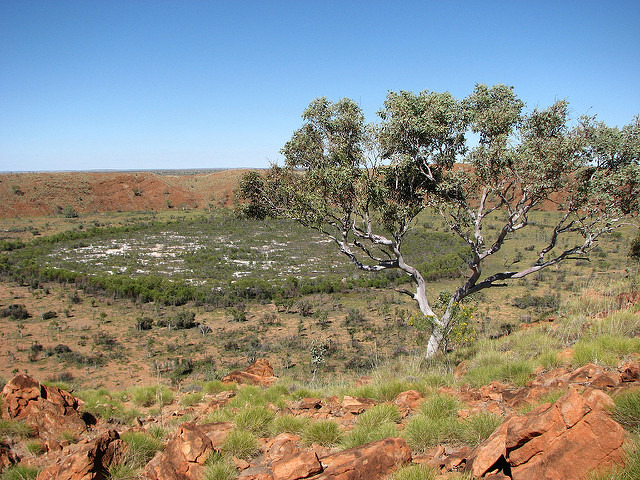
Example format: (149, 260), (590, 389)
(220, 429), (259, 459)
(611, 389), (640, 435)
(302, 420), (342, 447)
(233, 405), (275, 437)
(0, 465), (40, 480)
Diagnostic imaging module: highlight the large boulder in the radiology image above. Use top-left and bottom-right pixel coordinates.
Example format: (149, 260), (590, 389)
(467, 388), (626, 479)
(222, 359), (278, 386)
(309, 437), (411, 480)
(36, 430), (125, 480)
(144, 422), (232, 480)
(1, 374), (89, 441)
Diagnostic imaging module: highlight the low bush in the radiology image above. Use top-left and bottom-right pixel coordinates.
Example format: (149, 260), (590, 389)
(1, 304), (29, 320)
(220, 429), (259, 459)
(271, 414), (311, 436)
(302, 420), (342, 447)
(611, 389), (640, 434)
(233, 406), (274, 437)
(0, 465), (40, 480)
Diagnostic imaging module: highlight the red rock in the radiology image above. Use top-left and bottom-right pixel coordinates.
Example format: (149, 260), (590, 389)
(393, 390), (423, 411)
(618, 360), (640, 382)
(222, 359), (278, 386)
(144, 422), (230, 480)
(1, 374), (88, 441)
(467, 389), (626, 480)
(0, 440), (19, 474)
(296, 398), (323, 410)
(36, 430), (124, 480)
(272, 451), (322, 480)
(339, 396), (377, 415)
(308, 437), (411, 480)
(265, 433), (302, 463)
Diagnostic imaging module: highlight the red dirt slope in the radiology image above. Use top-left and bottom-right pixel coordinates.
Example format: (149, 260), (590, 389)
(0, 170), (252, 218)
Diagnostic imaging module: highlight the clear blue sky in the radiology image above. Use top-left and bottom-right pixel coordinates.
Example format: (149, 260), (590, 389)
(1, 1), (639, 172)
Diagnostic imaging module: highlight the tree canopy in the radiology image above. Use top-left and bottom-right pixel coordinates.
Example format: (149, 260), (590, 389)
(239, 84), (640, 357)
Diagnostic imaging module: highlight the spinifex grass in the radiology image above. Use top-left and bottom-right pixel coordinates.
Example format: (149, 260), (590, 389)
(233, 405), (275, 437)
(302, 420), (342, 447)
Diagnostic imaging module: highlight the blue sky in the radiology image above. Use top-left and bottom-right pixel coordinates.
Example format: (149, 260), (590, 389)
(1, 1), (639, 172)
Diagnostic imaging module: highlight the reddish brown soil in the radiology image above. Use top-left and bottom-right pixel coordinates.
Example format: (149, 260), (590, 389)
(0, 170), (252, 218)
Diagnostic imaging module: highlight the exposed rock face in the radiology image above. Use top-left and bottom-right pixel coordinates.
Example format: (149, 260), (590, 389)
(467, 388), (626, 479)
(0, 440), (19, 473)
(1, 374), (89, 441)
(144, 422), (233, 480)
(36, 430), (125, 480)
(222, 359), (278, 386)
(309, 437), (411, 480)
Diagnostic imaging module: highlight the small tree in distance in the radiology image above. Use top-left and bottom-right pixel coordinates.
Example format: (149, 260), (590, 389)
(239, 84), (640, 358)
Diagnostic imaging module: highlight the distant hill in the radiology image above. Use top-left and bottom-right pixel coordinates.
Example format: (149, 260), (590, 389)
(0, 169), (255, 218)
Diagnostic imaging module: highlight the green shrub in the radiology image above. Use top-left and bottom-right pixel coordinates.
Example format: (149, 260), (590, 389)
(404, 415), (462, 452)
(130, 385), (174, 407)
(272, 414), (311, 436)
(203, 380), (236, 395)
(611, 389), (640, 434)
(342, 422), (397, 449)
(419, 393), (459, 420)
(0, 465), (40, 480)
(302, 420), (342, 447)
(203, 451), (237, 480)
(180, 392), (204, 406)
(389, 464), (437, 480)
(220, 429), (259, 459)
(234, 406), (274, 437)
(460, 413), (503, 447)
(0, 419), (34, 437)
(26, 440), (46, 455)
(572, 336), (640, 367)
(120, 431), (165, 469)
(355, 404), (401, 430)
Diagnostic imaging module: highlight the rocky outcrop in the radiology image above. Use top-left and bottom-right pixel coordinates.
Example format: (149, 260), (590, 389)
(222, 359), (278, 386)
(36, 430), (125, 480)
(1, 374), (89, 441)
(144, 421), (233, 480)
(466, 388), (626, 479)
(309, 437), (411, 480)
(0, 440), (19, 474)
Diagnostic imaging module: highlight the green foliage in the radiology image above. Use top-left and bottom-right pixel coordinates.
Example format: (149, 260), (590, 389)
(220, 429), (259, 459)
(611, 389), (640, 434)
(404, 414), (461, 451)
(130, 385), (174, 408)
(302, 419), (342, 447)
(0, 419), (34, 437)
(180, 392), (204, 406)
(342, 404), (401, 449)
(120, 431), (165, 469)
(0, 465), (40, 480)
(418, 393), (460, 419)
(458, 413), (503, 447)
(233, 406), (275, 437)
(463, 350), (533, 387)
(203, 452), (237, 480)
(26, 440), (46, 455)
(239, 85), (640, 358)
(389, 464), (438, 480)
(272, 414), (311, 436)
(203, 380), (236, 395)
(572, 335), (640, 367)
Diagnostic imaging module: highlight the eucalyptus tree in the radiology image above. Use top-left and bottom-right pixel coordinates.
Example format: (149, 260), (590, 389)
(240, 85), (640, 357)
